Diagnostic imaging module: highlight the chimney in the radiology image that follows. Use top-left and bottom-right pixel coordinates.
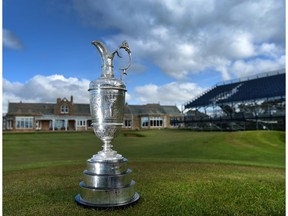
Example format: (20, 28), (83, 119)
(70, 96), (73, 103)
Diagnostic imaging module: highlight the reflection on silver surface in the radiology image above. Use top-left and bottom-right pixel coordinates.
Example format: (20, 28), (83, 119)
(83, 169), (132, 188)
(75, 193), (140, 208)
(86, 158), (128, 174)
(79, 180), (136, 205)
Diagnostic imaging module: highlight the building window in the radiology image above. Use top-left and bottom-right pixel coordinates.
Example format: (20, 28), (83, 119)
(7, 120), (13, 129)
(16, 117), (33, 129)
(150, 117), (163, 128)
(60, 105), (69, 114)
(124, 120), (132, 127)
(170, 117), (181, 127)
(141, 117), (149, 128)
(77, 120), (86, 126)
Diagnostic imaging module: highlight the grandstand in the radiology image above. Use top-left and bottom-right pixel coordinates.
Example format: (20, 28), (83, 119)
(183, 69), (285, 131)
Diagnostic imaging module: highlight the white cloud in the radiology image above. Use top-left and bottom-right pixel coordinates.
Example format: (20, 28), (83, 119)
(4, 0), (285, 112)
(230, 55), (285, 78)
(3, 29), (24, 50)
(130, 81), (204, 110)
(3, 74), (204, 113)
(73, 0), (285, 80)
(256, 43), (283, 58)
(3, 74), (90, 113)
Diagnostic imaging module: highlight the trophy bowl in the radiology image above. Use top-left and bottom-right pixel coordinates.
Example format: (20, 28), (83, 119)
(89, 82), (126, 160)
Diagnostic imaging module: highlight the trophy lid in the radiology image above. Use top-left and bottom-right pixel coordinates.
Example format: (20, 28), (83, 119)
(88, 77), (126, 91)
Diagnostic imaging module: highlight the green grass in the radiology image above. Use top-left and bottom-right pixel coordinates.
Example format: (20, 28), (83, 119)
(3, 130), (285, 215)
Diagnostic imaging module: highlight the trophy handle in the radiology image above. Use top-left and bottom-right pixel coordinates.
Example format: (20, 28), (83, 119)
(112, 41), (132, 78)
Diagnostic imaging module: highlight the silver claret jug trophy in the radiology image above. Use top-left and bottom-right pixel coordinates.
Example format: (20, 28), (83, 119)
(75, 40), (140, 208)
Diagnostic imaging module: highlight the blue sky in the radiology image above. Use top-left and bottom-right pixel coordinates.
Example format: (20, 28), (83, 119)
(3, 0), (285, 113)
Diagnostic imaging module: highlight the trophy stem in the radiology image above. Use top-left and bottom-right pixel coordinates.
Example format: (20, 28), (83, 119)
(92, 139), (123, 161)
(103, 140), (113, 152)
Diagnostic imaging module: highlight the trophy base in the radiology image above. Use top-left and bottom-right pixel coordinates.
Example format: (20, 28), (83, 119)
(75, 192), (140, 208)
(75, 157), (140, 208)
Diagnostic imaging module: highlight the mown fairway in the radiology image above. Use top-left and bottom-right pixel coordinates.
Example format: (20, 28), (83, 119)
(3, 130), (285, 215)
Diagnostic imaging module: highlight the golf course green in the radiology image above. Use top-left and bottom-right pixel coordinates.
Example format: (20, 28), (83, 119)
(3, 130), (285, 215)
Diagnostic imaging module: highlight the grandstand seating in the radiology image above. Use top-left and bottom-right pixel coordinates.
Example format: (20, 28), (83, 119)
(185, 72), (285, 109)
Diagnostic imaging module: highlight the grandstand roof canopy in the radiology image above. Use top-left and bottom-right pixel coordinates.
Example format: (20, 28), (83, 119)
(185, 69), (285, 109)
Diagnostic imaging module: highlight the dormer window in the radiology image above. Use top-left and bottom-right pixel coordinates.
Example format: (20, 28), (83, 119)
(60, 105), (69, 114)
